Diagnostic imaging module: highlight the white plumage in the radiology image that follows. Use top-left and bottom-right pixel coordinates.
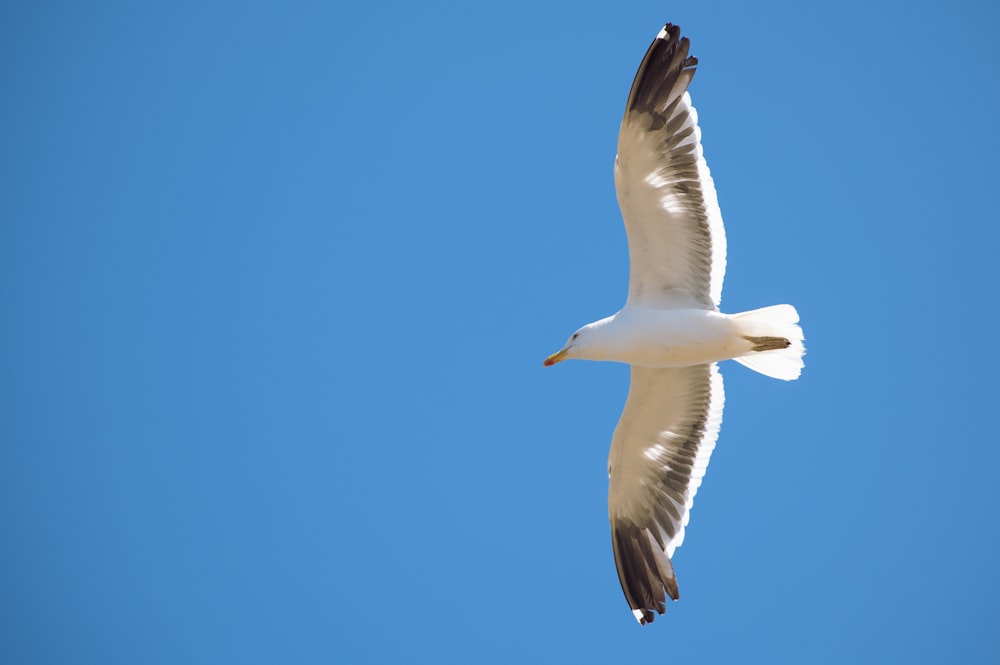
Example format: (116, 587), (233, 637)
(543, 23), (805, 625)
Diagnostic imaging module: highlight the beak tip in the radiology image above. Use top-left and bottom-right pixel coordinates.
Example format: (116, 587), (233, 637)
(543, 349), (567, 367)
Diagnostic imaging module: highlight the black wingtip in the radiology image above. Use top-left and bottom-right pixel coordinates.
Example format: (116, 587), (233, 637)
(624, 22), (699, 122)
(612, 521), (679, 626)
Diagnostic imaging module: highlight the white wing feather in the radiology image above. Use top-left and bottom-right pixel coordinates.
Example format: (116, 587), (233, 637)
(614, 25), (727, 310)
(608, 363), (724, 624)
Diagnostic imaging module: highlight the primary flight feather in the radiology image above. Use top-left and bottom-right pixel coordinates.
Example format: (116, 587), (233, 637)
(543, 23), (805, 625)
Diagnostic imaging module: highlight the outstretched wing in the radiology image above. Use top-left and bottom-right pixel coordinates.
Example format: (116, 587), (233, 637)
(608, 364), (725, 624)
(615, 23), (727, 310)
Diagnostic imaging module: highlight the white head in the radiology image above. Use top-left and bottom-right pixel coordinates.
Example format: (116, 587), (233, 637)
(543, 319), (613, 366)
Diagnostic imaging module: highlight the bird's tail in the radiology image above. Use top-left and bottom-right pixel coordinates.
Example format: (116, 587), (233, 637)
(732, 304), (805, 381)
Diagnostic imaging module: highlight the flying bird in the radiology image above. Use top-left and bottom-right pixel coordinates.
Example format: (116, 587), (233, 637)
(543, 23), (805, 625)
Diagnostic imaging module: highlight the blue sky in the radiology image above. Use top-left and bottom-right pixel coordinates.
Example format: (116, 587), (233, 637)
(3, 1), (999, 662)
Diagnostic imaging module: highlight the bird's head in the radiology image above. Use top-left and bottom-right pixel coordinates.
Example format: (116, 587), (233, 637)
(544, 325), (592, 366)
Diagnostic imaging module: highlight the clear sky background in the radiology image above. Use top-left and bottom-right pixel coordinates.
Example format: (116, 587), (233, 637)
(3, 1), (999, 663)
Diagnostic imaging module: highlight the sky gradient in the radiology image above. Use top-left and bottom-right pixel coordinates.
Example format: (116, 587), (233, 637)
(3, 1), (999, 663)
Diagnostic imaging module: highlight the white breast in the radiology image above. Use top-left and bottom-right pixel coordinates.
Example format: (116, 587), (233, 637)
(603, 307), (745, 367)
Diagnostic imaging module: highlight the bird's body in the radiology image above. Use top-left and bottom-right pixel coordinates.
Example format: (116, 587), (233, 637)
(544, 23), (806, 625)
(551, 303), (803, 378)
(564, 308), (749, 367)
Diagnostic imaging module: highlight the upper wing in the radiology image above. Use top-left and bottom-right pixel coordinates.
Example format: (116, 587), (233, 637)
(608, 363), (725, 625)
(614, 24), (727, 310)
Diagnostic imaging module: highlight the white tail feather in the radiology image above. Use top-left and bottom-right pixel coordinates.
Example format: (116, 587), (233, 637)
(732, 305), (805, 381)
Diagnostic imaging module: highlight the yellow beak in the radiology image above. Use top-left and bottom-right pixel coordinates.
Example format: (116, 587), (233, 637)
(543, 348), (569, 367)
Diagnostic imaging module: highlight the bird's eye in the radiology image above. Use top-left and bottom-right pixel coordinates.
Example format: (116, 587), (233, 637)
(571, 333), (579, 340)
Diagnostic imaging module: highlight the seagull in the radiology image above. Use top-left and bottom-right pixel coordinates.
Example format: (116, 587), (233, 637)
(543, 23), (805, 625)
